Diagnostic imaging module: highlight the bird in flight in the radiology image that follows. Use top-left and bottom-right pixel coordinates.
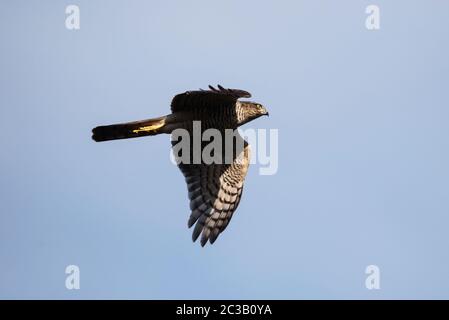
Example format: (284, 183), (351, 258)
(92, 85), (269, 246)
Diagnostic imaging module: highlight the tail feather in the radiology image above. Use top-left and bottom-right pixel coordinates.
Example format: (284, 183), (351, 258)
(92, 116), (166, 142)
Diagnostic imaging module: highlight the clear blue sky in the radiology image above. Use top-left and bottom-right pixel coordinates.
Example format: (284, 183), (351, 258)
(1, 1), (449, 299)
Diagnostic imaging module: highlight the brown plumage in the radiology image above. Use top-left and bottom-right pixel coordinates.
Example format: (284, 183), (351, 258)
(92, 85), (269, 246)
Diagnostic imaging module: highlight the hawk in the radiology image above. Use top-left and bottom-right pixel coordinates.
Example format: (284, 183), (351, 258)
(92, 85), (269, 246)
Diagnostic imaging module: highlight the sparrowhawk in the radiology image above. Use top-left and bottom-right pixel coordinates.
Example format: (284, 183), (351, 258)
(92, 85), (269, 246)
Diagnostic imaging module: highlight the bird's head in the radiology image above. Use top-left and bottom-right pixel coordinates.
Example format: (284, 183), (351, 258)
(238, 101), (269, 125)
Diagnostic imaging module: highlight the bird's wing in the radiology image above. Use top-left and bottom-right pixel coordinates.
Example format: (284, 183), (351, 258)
(174, 136), (251, 246)
(171, 85), (251, 112)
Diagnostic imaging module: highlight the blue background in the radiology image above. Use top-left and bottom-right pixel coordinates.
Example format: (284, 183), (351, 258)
(1, 1), (449, 299)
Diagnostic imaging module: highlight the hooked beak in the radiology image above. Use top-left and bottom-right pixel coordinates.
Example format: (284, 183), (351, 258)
(264, 109), (269, 117)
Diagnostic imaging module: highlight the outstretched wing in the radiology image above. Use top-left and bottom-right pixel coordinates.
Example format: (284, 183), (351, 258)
(171, 85), (251, 113)
(174, 137), (251, 246)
